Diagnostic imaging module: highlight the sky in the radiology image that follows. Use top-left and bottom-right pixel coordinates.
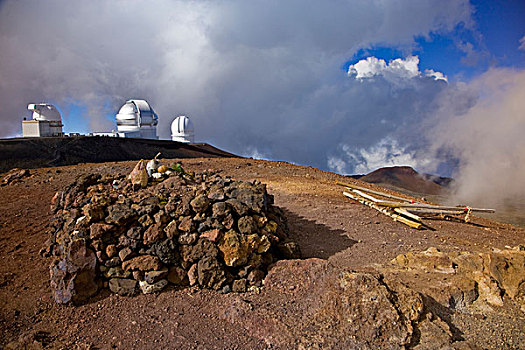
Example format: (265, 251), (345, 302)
(0, 0), (524, 207)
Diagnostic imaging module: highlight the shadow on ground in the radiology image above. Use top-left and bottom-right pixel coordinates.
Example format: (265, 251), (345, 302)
(283, 209), (356, 259)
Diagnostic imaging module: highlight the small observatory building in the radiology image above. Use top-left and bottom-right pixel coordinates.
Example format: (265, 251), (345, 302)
(171, 115), (194, 143)
(115, 99), (158, 139)
(22, 103), (64, 137)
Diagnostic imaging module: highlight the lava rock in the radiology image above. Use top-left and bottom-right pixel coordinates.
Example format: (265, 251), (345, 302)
(126, 226), (142, 240)
(89, 223), (114, 240)
(143, 223), (165, 245)
(122, 255), (163, 272)
(49, 238), (98, 305)
(109, 278), (137, 296)
(168, 266), (189, 285)
(145, 268), (169, 284)
(139, 279), (168, 294)
(237, 216), (258, 234)
(190, 194), (210, 213)
(106, 203), (135, 226)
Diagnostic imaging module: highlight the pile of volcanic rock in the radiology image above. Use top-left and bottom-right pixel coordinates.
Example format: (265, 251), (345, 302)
(46, 166), (300, 304)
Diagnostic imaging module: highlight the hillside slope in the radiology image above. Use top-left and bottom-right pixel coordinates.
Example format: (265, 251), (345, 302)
(357, 166), (449, 195)
(0, 136), (237, 172)
(1, 158), (524, 349)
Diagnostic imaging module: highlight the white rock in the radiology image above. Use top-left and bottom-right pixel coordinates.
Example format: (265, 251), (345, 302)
(139, 279), (168, 294)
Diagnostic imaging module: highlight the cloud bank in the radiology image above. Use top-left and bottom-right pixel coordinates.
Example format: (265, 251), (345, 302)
(427, 68), (525, 207)
(0, 0), (471, 163)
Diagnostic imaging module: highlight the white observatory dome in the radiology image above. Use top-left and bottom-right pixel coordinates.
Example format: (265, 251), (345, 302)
(171, 115), (194, 143)
(115, 99), (158, 139)
(27, 103), (61, 121)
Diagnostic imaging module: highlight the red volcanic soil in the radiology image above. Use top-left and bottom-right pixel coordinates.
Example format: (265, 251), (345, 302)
(1, 158), (524, 349)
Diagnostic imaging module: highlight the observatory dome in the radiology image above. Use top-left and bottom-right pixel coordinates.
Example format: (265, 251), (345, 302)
(115, 99), (158, 139)
(27, 103), (61, 121)
(171, 115), (194, 143)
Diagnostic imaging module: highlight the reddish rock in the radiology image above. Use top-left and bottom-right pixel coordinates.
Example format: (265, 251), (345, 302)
(201, 229), (222, 243)
(143, 223), (165, 245)
(178, 216), (194, 232)
(49, 238), (98, 305)
(188, 264), (198, 286)
(164, 220), (179, 239)
(168, 266), (189, 286)
(105, 244), (118, 258)
(89, 223), (114, 240)
(122, 255), (163, 272)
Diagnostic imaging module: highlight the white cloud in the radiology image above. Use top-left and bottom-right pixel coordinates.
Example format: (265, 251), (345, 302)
(348, 56), (447, 82)
(519, 35), (525, 51)
(328, 138), (432, 175)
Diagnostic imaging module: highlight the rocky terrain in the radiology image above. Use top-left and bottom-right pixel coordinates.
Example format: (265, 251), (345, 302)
(1, 157), (525, 349)
(47, 166), (298, 303)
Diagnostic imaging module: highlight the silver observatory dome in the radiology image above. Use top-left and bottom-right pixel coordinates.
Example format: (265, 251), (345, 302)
(171, 115), (194, 143)
(115, 99), (158, 139)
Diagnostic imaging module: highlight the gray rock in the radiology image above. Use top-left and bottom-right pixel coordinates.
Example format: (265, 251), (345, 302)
(226, 199), (249, 216)
(237, 216), (258, 234)
(109, 278), (137, 296)
(105, 256), (122, 268)
(139, 279), (168, 294)
(229, 187), (266, 213)
(212, 202), (229, 218)
(49, 238), (98, 304)
(207, 188), (225, 201)
(145, 268), (169, 284)
(190, 194), (210, 213)
(153, 238), (178, 264)
(106, 203), (135, 226)
(232, 278), (247, 292)
(134, 196), (160, 216)
(119, 247), (134, 262)
(104, 267), (132, 279)
(126, 226), (142, 240)
(197, 256), (226, 290)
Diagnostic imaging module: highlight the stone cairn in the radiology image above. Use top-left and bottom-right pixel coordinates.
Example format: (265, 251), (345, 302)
(46, 163), (300, 304)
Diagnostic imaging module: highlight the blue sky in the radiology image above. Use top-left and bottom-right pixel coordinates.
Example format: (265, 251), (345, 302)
(347, 0), (525, 82)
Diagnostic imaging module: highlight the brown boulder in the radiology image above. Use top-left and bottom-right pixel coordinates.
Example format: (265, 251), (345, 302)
(143, 223), (165, 245)
(122, 255), (163, 271)
(89, 223), (114, 240)
(49, 238), (98, 305)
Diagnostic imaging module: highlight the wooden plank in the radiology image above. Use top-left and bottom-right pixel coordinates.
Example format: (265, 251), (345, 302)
(343, 191), (422, 229)
(336, 180), (495, 213)
(393, 208), (422, 222)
